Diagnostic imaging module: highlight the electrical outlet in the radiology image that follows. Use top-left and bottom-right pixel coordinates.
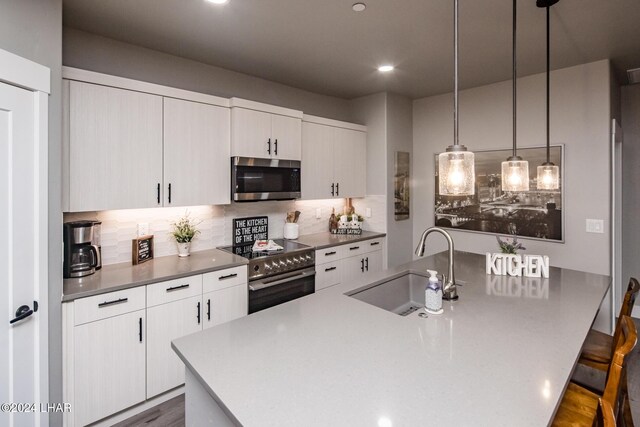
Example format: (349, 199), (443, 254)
(586, 219), (604, 234)
(366, 208), (372, 218)
(137, 222), (149, 237)
(315, 208), (322, 219)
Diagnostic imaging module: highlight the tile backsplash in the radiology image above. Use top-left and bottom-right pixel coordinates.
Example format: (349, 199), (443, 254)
(64, 196), (386, 266)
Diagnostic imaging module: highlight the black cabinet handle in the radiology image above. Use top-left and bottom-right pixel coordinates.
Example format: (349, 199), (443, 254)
(331, 183), (335, 197)
(336, 182), (339, 196)
(350, 246), (360, 251)
(274, 139), (278, 156)
(361, 258), (365, 272)
(207, 299), (211, 321)
(370, 242), (380, 246)
(219, 273), (238, 280)
(325, 251), (336, 256)
(267, 138), (271, 155)
(365, 257), (369, 271)
(157, 183), (160, 204)
(98, 297), (128, 308)
(168, 183), (172, 204)
(325, 267), (337, 272)
(166, 284), (190, 292)
(197, 302), (201, 325)
(9, 305), (33, 325)
(139, 317), (143, 342)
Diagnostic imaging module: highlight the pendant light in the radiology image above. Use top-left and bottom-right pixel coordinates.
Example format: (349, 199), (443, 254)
(501, 0), (529, 192)
(536, 0), (560, 190)
(438, 0), (475, 196)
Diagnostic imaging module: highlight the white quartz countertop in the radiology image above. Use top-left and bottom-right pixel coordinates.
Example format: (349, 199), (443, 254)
(172, 251), (610, 426)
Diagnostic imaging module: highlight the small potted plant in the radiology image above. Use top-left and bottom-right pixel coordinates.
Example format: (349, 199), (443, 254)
(171, 211), (201, 257)
(496, 235), (526, 255)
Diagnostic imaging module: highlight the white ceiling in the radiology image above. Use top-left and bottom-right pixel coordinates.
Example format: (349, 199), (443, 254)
(62, 0), (640, 99)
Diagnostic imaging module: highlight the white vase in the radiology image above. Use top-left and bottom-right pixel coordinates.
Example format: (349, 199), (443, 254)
(177, 242), (191, 257)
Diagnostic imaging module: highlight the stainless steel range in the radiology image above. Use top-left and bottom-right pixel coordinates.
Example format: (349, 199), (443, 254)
(218, 239), (315, 314)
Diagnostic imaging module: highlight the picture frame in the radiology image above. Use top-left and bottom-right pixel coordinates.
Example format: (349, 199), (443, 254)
(132, 235), (154, 265)
(434, 145), (564, 242)
(394, 151), (410, 221)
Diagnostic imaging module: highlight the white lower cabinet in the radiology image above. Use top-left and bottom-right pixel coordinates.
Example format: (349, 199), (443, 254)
(73, 310), (146, 427)
(64, 266), (248, 426)
(315, 237), (385, 290)
(146, 295), (203, 398)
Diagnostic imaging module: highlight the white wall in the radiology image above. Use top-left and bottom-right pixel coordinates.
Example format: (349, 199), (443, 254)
(622, 84), (640, 309)
(0, 0), (63, 425)
(413, 60), (613, 277)
(63, 28), (354, 122)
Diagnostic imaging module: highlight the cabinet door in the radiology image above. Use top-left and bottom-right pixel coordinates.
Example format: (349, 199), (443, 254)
(364, 250), (383, 275)
(69, 81), (163, 211)
(231, 108), (272, 158)
(334, 128), (367, 198)
(164, 98), (230, 206)
(74, 310), (146, 427)
(341, 255), (366, 285)
(146, 295), (203, 398)
(316, 261), (341, 290)
(271, 114), (302, 160)
(203, 285), (248, 330)
(301, 122), (335, 200)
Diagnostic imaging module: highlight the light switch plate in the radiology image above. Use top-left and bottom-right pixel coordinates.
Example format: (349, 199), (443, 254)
(315, 208), (322, 219)
(586, 219), (604, 234)
(137, 222), (149, 237)
(366, 208), (372, 218)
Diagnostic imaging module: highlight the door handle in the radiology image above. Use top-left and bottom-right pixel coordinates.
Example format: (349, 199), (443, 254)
(267, 138), (271, 155)
(360, 258), (364, 272)
(9, 304), (34, 325)
(331, 183), (335, 197)
(336, 182), (339, 196)
(157, 183), (160, 204)
(168, 183), (172, 204)
(274, 139), (278, 156)
(207, 299), (211, 321)
(139, 317), (143, 342)
(197, 302), (201, 325)
(365, 257), (369, 271)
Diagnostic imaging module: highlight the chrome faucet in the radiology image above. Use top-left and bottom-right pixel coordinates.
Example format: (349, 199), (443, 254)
(414, 227), (458, 301)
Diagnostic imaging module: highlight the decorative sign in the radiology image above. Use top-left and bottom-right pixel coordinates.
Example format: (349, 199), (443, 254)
(330, 228), (363, 235)
(233, 216), (268, 246)
(132, 235), (154, 265)
(486, 253), (550, 278)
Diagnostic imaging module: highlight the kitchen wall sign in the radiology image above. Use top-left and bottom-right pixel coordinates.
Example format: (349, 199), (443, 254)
(434, 145), (564, 242)
(233, 216), (268, 246)
(486, 253), (550, 278)
(394, 151), (410, 221)
(132, 235), (154, 265)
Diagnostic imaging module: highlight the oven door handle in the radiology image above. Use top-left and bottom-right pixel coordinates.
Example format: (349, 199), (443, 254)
(249, 268), (316, 292)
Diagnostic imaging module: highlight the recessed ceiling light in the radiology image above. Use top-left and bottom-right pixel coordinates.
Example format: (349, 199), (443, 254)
(206, 0), (228, 4)
(378, 65), (394, 73)
(352, 3), (366, 12)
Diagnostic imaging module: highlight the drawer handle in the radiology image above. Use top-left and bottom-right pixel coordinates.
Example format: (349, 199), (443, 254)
(166, 284), (190, 292)
(325, 251), (337, 256)
(325, 267), (337, 272)
(98, 298), (128, 308)
(219, 273), (238, 280)
(350, 246), (360, 251)
(370, 242), (380, 246)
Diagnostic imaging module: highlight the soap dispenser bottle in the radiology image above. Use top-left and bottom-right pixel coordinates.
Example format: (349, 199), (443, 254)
(425, 269), (444, 315)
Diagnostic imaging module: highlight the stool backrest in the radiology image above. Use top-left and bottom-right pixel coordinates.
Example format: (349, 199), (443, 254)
(610, 278), (639, 357)
(593, 398), (616, 427)
(602, 315), (637, 418)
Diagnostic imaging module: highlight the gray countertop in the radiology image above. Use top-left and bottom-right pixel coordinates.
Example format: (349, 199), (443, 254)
(62, 248), (248, 302)
(172, 251), (610, 426)
(293, 230), (386, 249)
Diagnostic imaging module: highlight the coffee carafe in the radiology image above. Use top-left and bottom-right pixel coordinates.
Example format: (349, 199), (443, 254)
(63, 221), (101, 278)
(91, 220), (102, 270)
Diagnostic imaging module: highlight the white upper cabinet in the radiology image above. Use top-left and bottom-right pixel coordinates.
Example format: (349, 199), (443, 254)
(67, 80), (163, 211)
(230, 98), (303, 161)
(163, 98), (230, 207)
(301, 116), (367, 200)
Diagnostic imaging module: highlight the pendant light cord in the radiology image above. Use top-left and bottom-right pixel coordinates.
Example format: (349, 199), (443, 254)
(546, 5), (551, 163)
(454, 0), (459, 147)
(512, 0), (517, 158)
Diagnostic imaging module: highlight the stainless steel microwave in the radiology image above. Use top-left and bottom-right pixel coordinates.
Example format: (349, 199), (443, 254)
(231, 157), (301, 202)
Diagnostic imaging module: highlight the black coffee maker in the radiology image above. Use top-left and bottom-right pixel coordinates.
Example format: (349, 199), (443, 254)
(63, 221), (102, 278)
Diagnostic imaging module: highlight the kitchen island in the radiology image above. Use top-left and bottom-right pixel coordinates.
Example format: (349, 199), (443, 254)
(172, 251), (610, 426)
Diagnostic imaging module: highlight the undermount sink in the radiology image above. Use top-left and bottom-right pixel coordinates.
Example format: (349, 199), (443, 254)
(347, 272), (428, 316)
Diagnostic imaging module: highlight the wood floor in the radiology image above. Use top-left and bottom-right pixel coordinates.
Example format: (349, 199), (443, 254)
(116, 318), (640, 427)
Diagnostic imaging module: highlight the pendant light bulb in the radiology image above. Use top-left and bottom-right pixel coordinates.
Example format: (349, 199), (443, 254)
(537, 163), (560, 190)
(438, 0), (475, 196)
(502, 0), (529, 192)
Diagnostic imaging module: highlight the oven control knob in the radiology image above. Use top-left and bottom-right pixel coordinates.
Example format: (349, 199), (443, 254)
(305, 254), (312, 261)
(279, 260), (287, 267)
(286, 259), (294, 266)
(264, 263), (272, 271)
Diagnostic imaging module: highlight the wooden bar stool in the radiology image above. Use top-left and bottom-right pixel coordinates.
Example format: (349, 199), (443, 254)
(552, 316), (637, 426)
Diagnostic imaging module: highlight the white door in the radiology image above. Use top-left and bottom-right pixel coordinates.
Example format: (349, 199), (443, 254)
(163, 98), (231, 207)
(341, 256), (365, 284)
(231, 108), (272, 158)
(271, 114), (301, 160)
(0, 55), (49, 427)
(301, 122), (334, 200)
(364, 250), (383, 275)
(334, 128), (366, 198)
(203, 286), (248, 330)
